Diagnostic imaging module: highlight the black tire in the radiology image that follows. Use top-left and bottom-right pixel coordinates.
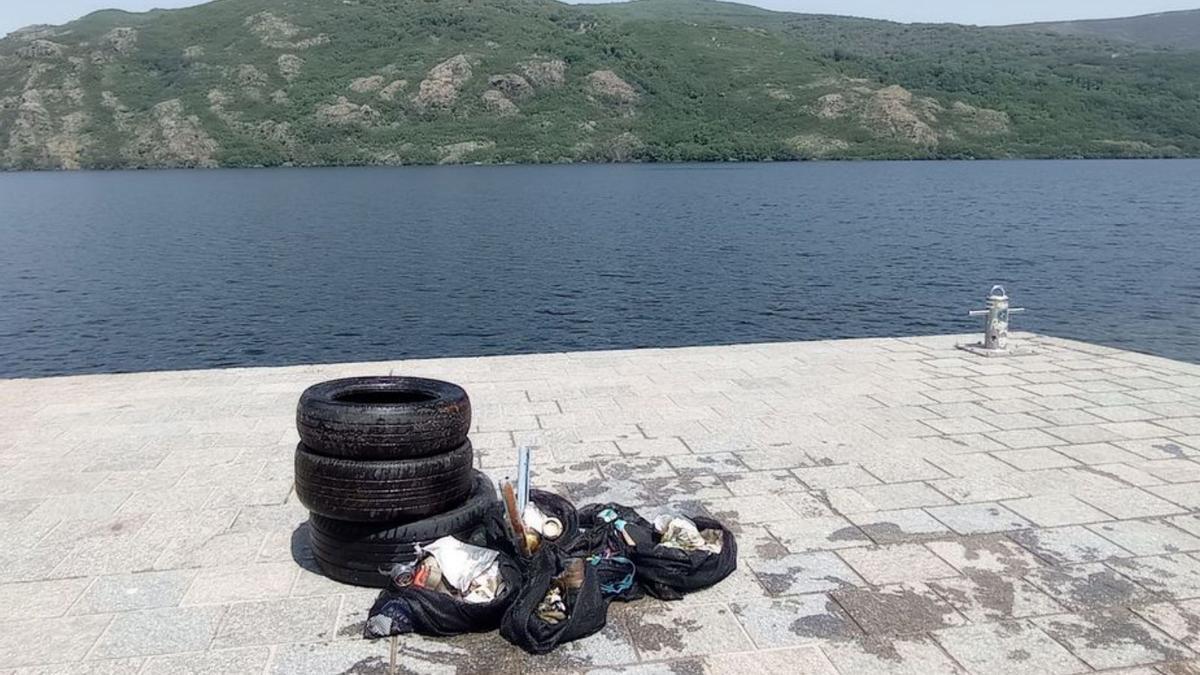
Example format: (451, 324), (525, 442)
(295, 440), (474, 522)
(309, 472), (497, 587)
(296, 377), (471, 460)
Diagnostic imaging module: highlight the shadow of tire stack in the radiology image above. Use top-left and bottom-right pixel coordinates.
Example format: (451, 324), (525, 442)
(293, 376), (498, 587)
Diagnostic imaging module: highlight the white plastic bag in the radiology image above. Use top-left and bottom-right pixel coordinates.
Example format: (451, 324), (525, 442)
(419, 537), (501, 592)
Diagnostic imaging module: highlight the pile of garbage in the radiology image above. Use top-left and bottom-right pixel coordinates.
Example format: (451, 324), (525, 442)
(365, 483), (738, 654)
(291, 376), (737, 654)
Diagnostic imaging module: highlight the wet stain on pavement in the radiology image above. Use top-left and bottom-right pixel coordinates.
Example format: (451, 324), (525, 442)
(832, 584), (964, 635)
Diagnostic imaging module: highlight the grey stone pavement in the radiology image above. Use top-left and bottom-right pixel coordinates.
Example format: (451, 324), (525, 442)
(2, 333), (1200, 674)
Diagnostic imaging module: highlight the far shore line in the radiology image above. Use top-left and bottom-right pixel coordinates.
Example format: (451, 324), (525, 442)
(2, 154), (1198, 176)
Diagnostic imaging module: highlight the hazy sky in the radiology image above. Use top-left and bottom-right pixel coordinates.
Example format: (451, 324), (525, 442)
(3, 0), (1197, 36)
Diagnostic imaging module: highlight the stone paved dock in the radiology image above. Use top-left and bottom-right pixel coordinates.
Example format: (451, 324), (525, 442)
(2, 333), (1200, 674)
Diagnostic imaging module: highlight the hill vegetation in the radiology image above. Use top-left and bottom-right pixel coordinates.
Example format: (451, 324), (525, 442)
(2, 0), (1199, 169)
(1012, 9), (1200, 51)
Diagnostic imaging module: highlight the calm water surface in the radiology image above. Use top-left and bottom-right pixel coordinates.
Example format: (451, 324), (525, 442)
(1, 160), (1197, 378)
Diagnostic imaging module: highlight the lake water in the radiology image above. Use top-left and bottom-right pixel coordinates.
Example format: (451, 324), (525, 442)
(1, 160), (1197, 378)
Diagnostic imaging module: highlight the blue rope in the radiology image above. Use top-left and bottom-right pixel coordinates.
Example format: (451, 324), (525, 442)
(588, 554), (636, 597)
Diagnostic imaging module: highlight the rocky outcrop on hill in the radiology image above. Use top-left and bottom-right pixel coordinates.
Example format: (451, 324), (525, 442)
(518, 59), (566, 88)
(437, 140), (494, 164)
(804, 81), (1010, 148)
(315, 97), (379, 126)
(245, 12), (329, 50)
(586, 70), (638, 104)
(378, 80), (407, 102)
(950, 101), (1011, 136)
(488, 74), (533, 100)
(864, 85), (939, 146)
(17, 40), (64, 59)
(787, 133), (850, 157)
(481, 89), (518, 116)
(126, 99), (218, 167)
(277, 54), (303, 82)
(349, 76), (385, 93)
(414, 54), (473, 110)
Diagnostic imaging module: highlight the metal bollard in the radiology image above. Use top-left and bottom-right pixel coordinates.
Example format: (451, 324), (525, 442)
(959, 285), (1027, 357)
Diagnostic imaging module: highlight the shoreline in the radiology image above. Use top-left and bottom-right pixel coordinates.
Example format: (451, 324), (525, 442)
(3, 330), (1195, 383)
(3, 154), (1198, 175)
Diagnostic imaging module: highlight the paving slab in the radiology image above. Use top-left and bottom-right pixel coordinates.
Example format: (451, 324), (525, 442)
(706, 645), (840, 674)
(746, 551), (864, 596)
(622, 603), (752, 660)
(1106, 555), (1200, 600)
(1032, 609), (1195, 669)
(832, 582), (967, 635)
(729, 594), (860, 648)
(9, 657), (146, 675)
(932, 620), (1088, 675)
(926, 535), (1047, 577)
(820, 635), (966, 674)
(765, 516), (870, 552)
(925, 503), (1033, 535)
(0, 615), (113, 668)
(0, 578), (91, 621)
(89, 605), (225, 660)
(210, 596), (340, 649)
(929, 574), (1064, 622)
(1010, 526), (1134, 565)
(2, 333), (1199, 670)
(1089, 520), (1200, 556)
(140, 647), (271, 675)
(69, 570), (195, 615)
(848, 509), (952, 544)
(1133, 600), (1200, 650)
(838, 544), (962, 585)
(1078, 488), (1187, 519)
(1002, 495), (1111, 527)
(1024, 563), (1163, 610)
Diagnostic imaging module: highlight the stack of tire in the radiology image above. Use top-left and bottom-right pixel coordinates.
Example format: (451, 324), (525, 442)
(294, 377), (497, 587)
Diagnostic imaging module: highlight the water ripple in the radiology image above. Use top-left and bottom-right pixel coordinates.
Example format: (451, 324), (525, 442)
(1, 160), (1198, 377)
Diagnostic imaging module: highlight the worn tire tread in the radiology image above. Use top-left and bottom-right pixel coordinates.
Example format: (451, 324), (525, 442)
(296, 376), (471, 460)
(308, 472), (496, 587)
(295, 441), (474, 522)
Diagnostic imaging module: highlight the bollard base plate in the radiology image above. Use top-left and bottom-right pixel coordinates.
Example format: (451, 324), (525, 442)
(956, 342), (1036, 358)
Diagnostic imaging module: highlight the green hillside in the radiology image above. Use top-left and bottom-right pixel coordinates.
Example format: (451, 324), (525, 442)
(2, 0), (1199, 170)
(1012, 9), (1200, 51)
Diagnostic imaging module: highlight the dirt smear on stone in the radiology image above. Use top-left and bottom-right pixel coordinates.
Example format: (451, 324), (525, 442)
(753, 571), (793, 596)
(336, 656), (388, 674)
(857, 522), (940, 545)
(788, 597), (858, 640)
(932, 572), (1021, 619)
(950, 535), (1043, 576)
(1042, 609), (1191, 661)
(832, 585), (961, 634)
(667, 658), (708, 675)
(1032, 567), (1149, 609)
(624, 609), (687, 653)
(755, 539), (789, 560)
(1154, 443), (1186, 459)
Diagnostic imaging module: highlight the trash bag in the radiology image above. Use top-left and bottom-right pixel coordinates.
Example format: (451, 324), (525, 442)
(479, 489), (581, 559)
(579, 503), (738, 601)
(633, 514), (737, 600)
(499, 544), (636, 654)
(365, 547), (523, 638)
(526, 489), (580, 546)
(573, 503), (654, 556)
